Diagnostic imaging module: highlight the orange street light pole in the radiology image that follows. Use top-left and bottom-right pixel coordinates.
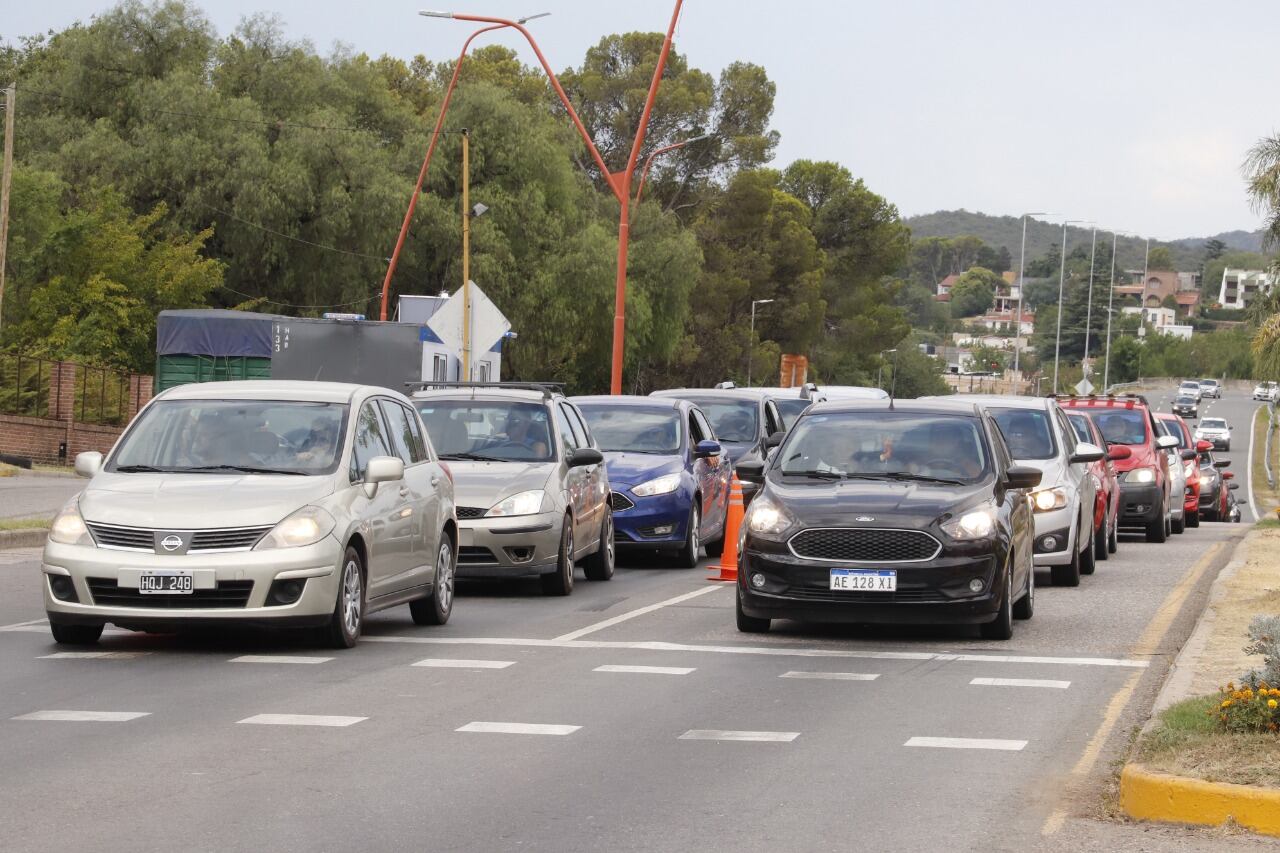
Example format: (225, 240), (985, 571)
(634, 134), (709, 204)
(420, 2), (685, 394)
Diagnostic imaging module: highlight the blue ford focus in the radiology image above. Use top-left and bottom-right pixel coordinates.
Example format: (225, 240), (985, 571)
(573, 396), (732, 567)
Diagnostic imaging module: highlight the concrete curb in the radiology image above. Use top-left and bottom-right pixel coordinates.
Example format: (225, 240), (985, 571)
(0, 528), (48, 549)
(1120, 764), (1280, 837)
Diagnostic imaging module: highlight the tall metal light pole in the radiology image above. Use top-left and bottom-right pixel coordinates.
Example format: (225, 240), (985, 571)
(1082, 225), (1099, 379)
(1102, 230), (1122, 390)
(1053, 219), (1090, 394)
(1013, 211), (1051, 381)
(747, 298), (773, 387)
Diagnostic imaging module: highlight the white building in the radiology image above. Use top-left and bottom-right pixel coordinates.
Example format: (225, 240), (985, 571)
(1218, 268), (1275, 310)
(398, 287), (508, 384)
(1121, 306), (1192, 339)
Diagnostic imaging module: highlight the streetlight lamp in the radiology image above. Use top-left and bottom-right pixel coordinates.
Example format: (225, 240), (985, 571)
(747, 298), (774, 387)
(634, 134), (711, 204)
(1013, 211), (1053, 381)
(1053, 218), (1092, 394)
(417, 3), (687, 395)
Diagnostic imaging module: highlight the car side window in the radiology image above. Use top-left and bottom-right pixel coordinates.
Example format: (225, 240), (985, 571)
(764, 402), (782, 436)
(554, 403), (580, 452)
(378, 400), (422, 465)
(687, 409), (705, 445)
(988, 419), (1014, 474)
(1054, 409), (1076, 454)
(692, 409), (715, 443)
(564, 403), (592, 448)
(351, 402), (391, 481)
(402, 404), (432, 461)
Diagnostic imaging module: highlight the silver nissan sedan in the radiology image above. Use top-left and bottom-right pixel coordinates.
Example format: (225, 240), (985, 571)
(42, 381), (457, 648)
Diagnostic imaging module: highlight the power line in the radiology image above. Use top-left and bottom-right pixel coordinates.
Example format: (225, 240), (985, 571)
(217, 282), (378, 310)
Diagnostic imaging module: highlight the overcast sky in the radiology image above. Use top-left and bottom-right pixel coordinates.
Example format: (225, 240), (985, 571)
(6, 0), (1277, 240)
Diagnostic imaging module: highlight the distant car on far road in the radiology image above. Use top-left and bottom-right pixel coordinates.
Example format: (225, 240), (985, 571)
(1177, 380), (1203, 402)
(1172, 395), (1198, 419)
(1253, 381), (1277, 402)
(1198, 379), (1221, 399)
(1194, 417), (1231, 451)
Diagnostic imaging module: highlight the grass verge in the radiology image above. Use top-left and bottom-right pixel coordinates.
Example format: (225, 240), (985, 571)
(0, 517), (51, 531)
(1252, 406), (1280, 519)
(1136, 695), (1280, 788)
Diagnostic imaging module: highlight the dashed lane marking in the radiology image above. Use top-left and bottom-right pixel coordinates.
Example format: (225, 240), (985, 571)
(13, 710), (150, 722)
(551, 585), (725, 642)
(780, 671), (879, 681)
(905, 737), (1027, 751)
(39, 651), (150, 660)
(412, 658), (515, 669)
(0, 618), (49, 632)
(237, 714), (366, 727)
(679, 729), (799, 743)
(457, 721), (580, 736)
(230, 655), (334, 665)
(593, 664), (695, 675)
(970, 677), (1070, 689)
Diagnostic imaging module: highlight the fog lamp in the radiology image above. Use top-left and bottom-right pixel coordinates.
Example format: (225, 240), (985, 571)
(653, 525), (674, 535)
(750, 573), (766, 589)
(968, 578), (984, 593)
(1042, 535), (1058, 551)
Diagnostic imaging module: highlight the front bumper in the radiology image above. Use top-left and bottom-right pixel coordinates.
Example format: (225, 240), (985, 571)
(611, 489), (692, 549)
(1118, 482), (1163, 524)
(42, 536), (343, 630)
(456, 511), (563, 578)
(1030, 506), (1077, 567)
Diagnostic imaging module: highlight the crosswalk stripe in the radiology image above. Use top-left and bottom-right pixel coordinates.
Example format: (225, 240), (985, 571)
(679, 730), (799, 742)
(13, 710), (150, 722)
(593, 664), (694, 675)
(970, 677), (1070, 689)
(237, 714), (366, 727)
(457, 721), (580, 735)
(39, 651), (150, 660)
(412, 658), (515, 669)
(780, 671), (879, 681)
(904, 736), (1027, 751)
(230, 655), (334, 665)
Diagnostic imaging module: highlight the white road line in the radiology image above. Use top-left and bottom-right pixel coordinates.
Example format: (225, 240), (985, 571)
(363, 635), (1149, 668)
(412, 658), (515, 669)
(780, 671), (880, 681)
(552, 585), (725, 642)
(237, 714), (366, 727)
(679, 729), (799, 743)
(457, 722), (580, 736)
(970, 677), (1070, 689)
(230, 655), (334, 665)
(593, 664), (695, 675)
(0, 625), (51, 633)
(13, 710), (150, 722)
(905, 736), (1027, 751)
(0, 617), (48, 630)
(39, 651), (150, 660)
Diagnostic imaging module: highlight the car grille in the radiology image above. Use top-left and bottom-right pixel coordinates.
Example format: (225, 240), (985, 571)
(86, 579), (254, 609)
(458, 546), (499, 565)
(788, 528), (941, 563)
(784, 586), (948, 603)
(84, 523), (273, 553)
(456, 506), (487, 520)
(610, 492), (635, 512)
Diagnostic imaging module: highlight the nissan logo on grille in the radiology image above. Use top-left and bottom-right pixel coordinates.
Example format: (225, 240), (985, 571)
(161, 535), (184, 552)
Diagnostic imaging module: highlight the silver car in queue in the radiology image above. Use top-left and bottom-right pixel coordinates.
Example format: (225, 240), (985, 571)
(43, 381), (457, 649)
(411, 382), (613, 596)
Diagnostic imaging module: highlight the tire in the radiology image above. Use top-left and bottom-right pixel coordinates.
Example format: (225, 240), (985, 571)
(410, 535), (455, 626)
(1146, 503), (1168, 543)
(324, 546), (365, 648)
(1186, 508), (1199, 528)
(1108, 519), (1118, 554)
(675, 504), (701, 569)
(979, 569), (1014, 640)
(704, 536), (725, 558)
(735, 589), (770, 633)
(1050, 529), (1081, 587)
(1079, 527), (1096, 576)
(1012, 562), (1034, 621)
(541, 516), (575, 596)
(1171, 510), (1186, 535)
(50, 621), (103, 645)
(1094, 513), (1109, 562)
(583, 512), (615, 581)
(1224, 442), (1231, 452)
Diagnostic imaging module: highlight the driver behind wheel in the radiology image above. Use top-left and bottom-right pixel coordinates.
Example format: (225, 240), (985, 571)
(503, 410), (550, 459)
(918, 423), (982, 479)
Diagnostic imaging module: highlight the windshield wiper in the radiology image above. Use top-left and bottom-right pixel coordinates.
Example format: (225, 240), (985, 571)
(607, 448), (670, 455)
(783, 469), (846, 480)
(114, 464), (170, 473)
(439, 452), (508, 463)
(179, 464), (307, 476)
(876, 471), (966, 486)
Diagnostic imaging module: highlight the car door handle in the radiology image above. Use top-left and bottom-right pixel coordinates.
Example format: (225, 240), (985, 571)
(399, 486), (411, 497)
(430, 475), (440, 487)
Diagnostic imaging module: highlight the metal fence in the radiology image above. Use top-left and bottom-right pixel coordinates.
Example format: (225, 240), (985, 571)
(75, 364), (133, 426)
(0, 354), (56, 419)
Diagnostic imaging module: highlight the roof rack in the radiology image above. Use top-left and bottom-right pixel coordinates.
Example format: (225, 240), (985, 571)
(1049, 392), (1149, 408)
(405, 381), (565, 399)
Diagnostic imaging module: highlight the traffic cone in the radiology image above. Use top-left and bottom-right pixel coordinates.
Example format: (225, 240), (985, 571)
(710, 475), (745, 582)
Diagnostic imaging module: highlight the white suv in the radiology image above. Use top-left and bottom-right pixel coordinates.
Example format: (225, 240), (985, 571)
(1178, 380), (1203, 402)
(1253, 381), (1277, 402)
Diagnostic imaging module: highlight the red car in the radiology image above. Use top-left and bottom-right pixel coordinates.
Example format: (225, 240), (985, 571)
(1064, 409), (1124, 560)
(1156, 412), (1212, 528)
(1057, 395), (1178, 543)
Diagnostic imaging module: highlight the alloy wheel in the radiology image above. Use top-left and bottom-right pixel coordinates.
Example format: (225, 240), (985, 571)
(437, 541), (454, 612)
(342, 558), (362, 636)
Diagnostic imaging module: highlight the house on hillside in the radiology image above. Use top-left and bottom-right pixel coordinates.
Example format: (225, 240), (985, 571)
(935, 273), (960, 301)
(1218, 269), (1276, 310)
(1121, 306), (1193, 339)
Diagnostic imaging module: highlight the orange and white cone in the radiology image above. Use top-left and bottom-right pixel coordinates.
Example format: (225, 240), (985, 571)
(710, 475), (745, 582)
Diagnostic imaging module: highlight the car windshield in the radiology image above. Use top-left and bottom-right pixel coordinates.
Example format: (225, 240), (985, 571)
(414, 400), (553, 462)
(109, 399), (348, 474)
(1200, 419), (1227, 429)
(777, 411), (989, 483)
(1201, 380), (1217, 387)
(683, 398), (758, 443)
(1091, 409), (1148, 445)
(577, 405), (681, 454)
(1176, 396), (1196, 404)
(988, 408), (1056, 460)
(1065, 412), (1093, 444)
(774, 398), (812, 430)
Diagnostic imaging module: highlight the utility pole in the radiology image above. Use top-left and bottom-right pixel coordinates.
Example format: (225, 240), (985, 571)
(460, 128), (471, 382)
(1103, 230), (1120, 390)
(1082, 226), (1098, 375)
(0, 83), (14, 334)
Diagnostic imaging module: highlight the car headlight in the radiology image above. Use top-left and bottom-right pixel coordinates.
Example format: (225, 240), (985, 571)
(48, 501), (93, 547)
(486, 490), (547, 517)
(1030, 486), (1069, 512)
(1122, 467), (1156, 484)
(941, 504), (996, 540)
(744, 492), (797, 540)
(631, 473), (682, 497)
(255, 506), (336, 550)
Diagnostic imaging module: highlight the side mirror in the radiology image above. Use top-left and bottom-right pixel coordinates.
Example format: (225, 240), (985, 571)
(1195, 439), (1212, 452)
(567, 447), (603, 468)
(1069, 442), (1104, 464)
(1156, 435), (1180, 450)
(363, 455), (404, 498)
(1180, 449), (1197, 461)
(74, 451), (103, 478)
(1222, 471), (1235, 480)
(693, 440), (722, 459)
(736, 459), (766, 484)
(1004, 465), (1042, 490)
(1214, 459), (1231, 469)
(765, 431), (786, 449)
(1106, 445), (1132, 461)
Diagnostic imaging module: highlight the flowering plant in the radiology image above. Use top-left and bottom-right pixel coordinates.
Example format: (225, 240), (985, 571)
(1214, 682), (1280, 734)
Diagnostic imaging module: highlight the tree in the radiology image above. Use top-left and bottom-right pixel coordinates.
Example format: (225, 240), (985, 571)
(1146, 245), (1174, 270)
(949, 267), (1001, 317)
(1204, 238), (1227, 262)
(1245, 133), (1280, 250)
